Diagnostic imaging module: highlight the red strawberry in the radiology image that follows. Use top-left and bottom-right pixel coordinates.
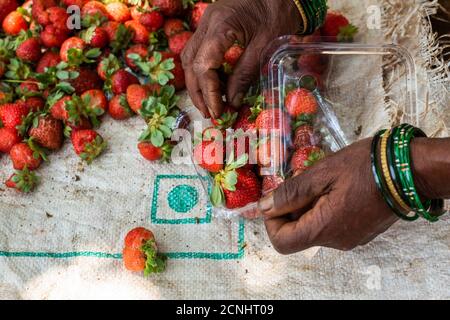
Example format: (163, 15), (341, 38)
(125, 20), (149, 45)
(18, 79), (40, 94)
(293, 124), (321, 149)
(261, 88), (279, 107)
(262, 175), (284, 195)
(31, 0), (56, 26)
(151, 0), (182, 17)
(190, 1), (208, 30)
(68, 67), (103, 94)
(2, 11), (27, 35)
(257, 136), (285, 169)
(125, 44), (148, 70)
(60, 37), (86, 62)
(28, 115), (63, 150)
(233, 105), (258, 132)
(223, 44), (244, 73)
(163, 18), (185, 37)
(130, 5), (147, 21)
(111, 69), (140, 95)
(126, 84), (150, 114)
(36, 51), (61, 73)
(105, 2), (130, 22)
(290, 146), (325, 173)
(40, 25), (69, 48)
(25, 97), (45, 112)
(255, 109), (290, 135)
(122, 227), (166, 274)
(321, 11), (358, 42)
(139, 11), (164, 32)
(0, 102), (30, 130)
(46, 6), (70, 32)
(138, 141), (172, 162)
(66, 116), (92, 131)
(285, 88), (318, 117)
(0, 127), (21, 153)
(9, 142), (42, 170)
(70, 129), (106, 164)
(81, 89), (107, 114)
(5, 168), (39, 193)
(16, 38), (42, 63)
(102, 21), (120, 41)
(85, 26), (109, 48)
(62, 0), (87, 8)
(0, 0), (18, 25)
(168, 58), (185, 91)
(108, 94), (132, 120)
(168, 31), (193, 55)
(96, 53), (120, 80)
(223, 168), (261, 209)
(81, 1), (109, 19)
(193, 140), (224, 173)
(297, 54), (328, 75)
(50, 96), (71, 121)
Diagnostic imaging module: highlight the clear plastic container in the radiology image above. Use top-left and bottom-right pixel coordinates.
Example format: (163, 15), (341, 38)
(187, 36), (418, 219)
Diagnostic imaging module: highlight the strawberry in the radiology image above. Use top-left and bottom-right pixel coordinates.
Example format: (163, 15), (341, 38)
(124, 20), (149, 45)
(163, 18), (185, 37)
(223, 168), (261, 209)
(40, 25), (69, 48)
(50, 96), (71, 121)
(261, 88), (279, 108)
(139, 10), (164, 32)
(68, 67), (103, 94)
(46, 6), (70, 32)
(190, 1), (208, 30)
(62, 0), (87, 7)
(70, 129), (106, 164)
(105, 2), (130, 23)
(83, 26), (109, 48)
(0, 127), (21, 153)
(293, 124), (320, 149)
(60, 37), (86, 62)
(2, 11), (27, 35)
(102, 21), (120, 41)
(0, 102), (30, 130)
(81, 1), (109, 19)
(66, 116), (92, 131)
(168, 31), (193, 55)
(111, 69), (140, 95)
(36, 51), (61, 73)
(96, 53), (120, 81)
(122, 227), (166, 275)
(223, 44), (244, 73)
(126, 84), (150, 114)
(321, 11), (358, 42)
(16, 38), (42, 63)
(31, 0), (56, 26)
(130, 5), (146, 21)
(256, 136), (285, 169)
(255, 109), (290, 135)
(168, 58), (185, 91)
(297, 54), (328, 75)
(108, 94), (132, 120)
(25, 97), (45, 112)
(81, 89), (107, 115)
(212, 105), (238, 130)
(233, 105), (259, 132)
(285, 88), (318, 117)
(0, 0), (18, 25)
(18, 79), (40, 94)
(5, 168), (39, 193)
(262, 175), (284, 195)
(151, 0), (182, 17)
(9, 141), (43, 170)
(28, 115), (63, 150)
(125, 44), (148, 70)
(138, 141), (172, 162)
(193, 140), (224, 173)
(290, 146), (325, 173)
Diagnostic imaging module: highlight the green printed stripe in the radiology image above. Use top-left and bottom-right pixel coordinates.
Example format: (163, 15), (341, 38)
(0, 251), (122, 259)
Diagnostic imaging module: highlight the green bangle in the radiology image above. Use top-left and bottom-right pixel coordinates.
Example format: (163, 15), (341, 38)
(299, 0), (327, 33)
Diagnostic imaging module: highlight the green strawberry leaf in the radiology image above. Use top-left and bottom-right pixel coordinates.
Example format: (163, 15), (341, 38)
(210, 183), (225, 207)
(150, 130), (164, 147)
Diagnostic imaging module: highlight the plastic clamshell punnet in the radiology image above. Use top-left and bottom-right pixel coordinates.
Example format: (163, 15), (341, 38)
(189, 35), (418, 219)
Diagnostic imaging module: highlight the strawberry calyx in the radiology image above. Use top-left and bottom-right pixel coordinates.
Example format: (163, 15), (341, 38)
(6, 167), (39, 193)
(66, 47), (102, 67)
(337, 24), (358, 42)
(79, 134), (107, 164)
(26, 137), (48, 162)
(243, 93), (263, 121)
(65, 94), (103, 128)
(5, 58), (31, 80)
(17, 110), (44, 137)
(141, 238), (167, 276)
(139, 103), (176, 147)
(110, 24), (133, 53)
(292, 113), (315, 130)
(81, 13), (108, 28)
(129, 51), (175, 86)
(304, 149), (325, 168)
(212, 109), (238, 130)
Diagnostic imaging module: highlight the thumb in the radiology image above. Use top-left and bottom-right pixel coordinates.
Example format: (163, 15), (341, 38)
(226, 41), (262, 107)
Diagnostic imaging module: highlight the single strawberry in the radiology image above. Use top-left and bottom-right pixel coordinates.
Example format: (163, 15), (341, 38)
(262, 175), (284, 195)
(96, 53), (120, 81)
(285, 88), (318, 117)
(28, 115), (63, 150)
(0, 0), (18, 25)
(168, 58), (185, 91)
(212, 105), (238, 130)
(40, 25), (68, 48)
(290, 146), (325, 173)
(2, 11), (27, 35)
(190, 1), (208, 30)
(5, 168), (39, 193)
(125, 44), (148, 70)
(81, 1), (109, 19)
(70, 129), (106, 164)
(168, 31), (193, 55)
(293, 124), (321, 149)
(108, 94), (132, 120)
(111, 69), (140, 95)
(50, 96), (71, 121)
(126, 84), (150, 114)
(9, 141), (43, 170)
(297, 54), (328, 74)
(46, 6), (70, 32)
(81, 89), (107, 114)
(83, 26), (109, 48)
(193, 140), (224, 173)
(139, 10), (164, 32)
(123, 227), (166, 275)
(0, 102), (30, 130)
(233, 105), (259, 132)
(223, 44), (244, 73)
(0, 127), (21, 153)
(60, 37), (86, 62)
(138, 141), (172, 162)
(66, 116), (92, 132)
(130, 5), (147, 21)
(151, 0), (182, 17)
(102, 21), (120, 41)
(25, 97), (45, 112)
(105, 2), (130, 23)
(36, 50), (61, 73)
(125, 20), (149, 45)
(255, 109), (290, 135)
(62, 0), (87, 8)
(15, 38), (42, 63)
(163, 18), (185, 37)
(31, 0), (56, 26)
(68, 67), (103, 94)
(223, 168), (261, 210)
(321, 11), (358, 42)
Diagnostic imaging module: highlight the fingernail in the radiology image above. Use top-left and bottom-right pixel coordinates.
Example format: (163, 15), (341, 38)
(258, 193), (274, 213)
(232, 93), (244, 107)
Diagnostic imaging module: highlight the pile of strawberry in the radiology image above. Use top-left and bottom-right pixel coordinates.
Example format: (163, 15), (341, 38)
(0, 0), (217, 192)
(193, 11), (357, 217)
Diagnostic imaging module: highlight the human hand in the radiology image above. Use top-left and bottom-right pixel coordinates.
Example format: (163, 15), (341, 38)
(258, 139), (399, 254)
(181, 0), (301, 118)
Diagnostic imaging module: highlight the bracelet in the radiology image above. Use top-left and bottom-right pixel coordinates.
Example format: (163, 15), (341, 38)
(291, 0), (328, 34)
(291, 0), (309, 34)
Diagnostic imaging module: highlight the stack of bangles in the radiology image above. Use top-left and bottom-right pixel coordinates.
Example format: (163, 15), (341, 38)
(371, 124), (446, 222)
(291, 0), (328, 34)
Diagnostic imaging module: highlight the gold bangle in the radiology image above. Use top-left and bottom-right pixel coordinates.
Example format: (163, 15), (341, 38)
(291, 0), (308, 34)
(380, 131), (412, 212)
